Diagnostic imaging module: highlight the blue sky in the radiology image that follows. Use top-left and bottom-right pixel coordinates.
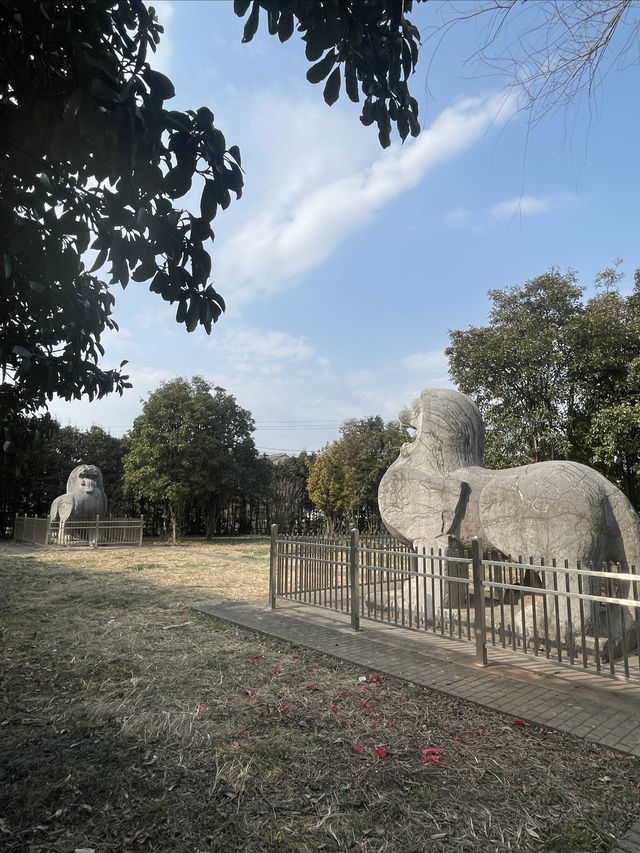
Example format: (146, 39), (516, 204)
(49, 1), (640, 454)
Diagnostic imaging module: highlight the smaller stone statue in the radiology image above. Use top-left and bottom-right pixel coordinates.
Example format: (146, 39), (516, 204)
(50, 465), (108, 542)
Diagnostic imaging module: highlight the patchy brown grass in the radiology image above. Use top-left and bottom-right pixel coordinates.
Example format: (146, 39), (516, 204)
(1, 539), (639, 852)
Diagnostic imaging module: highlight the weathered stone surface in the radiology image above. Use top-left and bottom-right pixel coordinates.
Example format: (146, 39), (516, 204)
(378, 388), (640, 638)
(50, 464), (108, 524)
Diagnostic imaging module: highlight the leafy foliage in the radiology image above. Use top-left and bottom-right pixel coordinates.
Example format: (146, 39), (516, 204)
(234, 0), (422, 148)
(306, 441), (357, 534)
(446, 267), (640, 507)
(123, 377), (259, 541)
(338, 416), (407, 530)
(306, 416), (407, 533)
(447, 269), (584, 467)
(0, 416), (129, 530)
(0, 0), (242, 423)
(268, 452), (315, 533)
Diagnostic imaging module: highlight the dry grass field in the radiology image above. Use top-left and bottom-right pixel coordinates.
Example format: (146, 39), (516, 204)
(1, 538), (639, 852)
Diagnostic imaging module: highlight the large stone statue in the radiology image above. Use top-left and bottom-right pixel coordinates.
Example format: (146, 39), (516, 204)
(50, 465), (108, 542)
(378, 388), (640, 640)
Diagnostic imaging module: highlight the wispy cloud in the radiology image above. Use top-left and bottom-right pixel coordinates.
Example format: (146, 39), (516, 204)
(489, 193), (577, 220)
(401, 350), (449, 373)
(443, 207), (471, 228)
(216, 91), (515, 306)
(205, 326), (317, 374)
(444, 191), (580, 231)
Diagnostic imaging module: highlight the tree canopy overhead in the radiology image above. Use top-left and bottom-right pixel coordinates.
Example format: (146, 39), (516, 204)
(0, 0), (243, 421)
(234, 0), (422, 148)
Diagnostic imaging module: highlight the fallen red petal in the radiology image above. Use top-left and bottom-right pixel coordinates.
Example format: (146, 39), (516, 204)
(351, 744), (365, 754)
(330, 706), (338, 714)
(361, 699), (371, 708)
(512, 718), (530, 727)
(451, 734), (465, 743)
(197, 704), (206, 713)
(373, 747), (388, 759)
(280, 701), (290, 714)
(306, 684), (316, 691)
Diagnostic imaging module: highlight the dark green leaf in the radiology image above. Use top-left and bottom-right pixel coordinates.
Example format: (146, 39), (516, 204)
(278, 10), (294, 42)
(228, 144), (242, 167)
(132, 259), (158, 283)
(323, 66), (341, 106)
(176, 299), (188, 323)
(200, 180), (218, 222)
(345, 60), (359, 103)
(307, 50), (336, 84)
(163, 164), (193, 199)
(143, 68), (176, 101)
(361, 100), (374, 127)
(267, 6), (278, 35)
(29, 280), (46, 294)
(233, 0), (251, 16)
(164, 110), (192, 131)
(196, 106), (214, 130)
(39, 173), (54, 192)
(401, 39), (412, 80)
(185, 299), (199, 332)
(211, 128), (226, 153)
(242, 1), (260, 43)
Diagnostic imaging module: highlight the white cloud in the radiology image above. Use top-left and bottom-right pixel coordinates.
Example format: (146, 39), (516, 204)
(489, 194), (558, 219)
(47, 365), (174, 436)
(216, 91), (515, 306)
(205, 326), (316, 375)
(443, 207), (471, 228)
(444, 191), (580, 231)
(400, 350), (449, 373)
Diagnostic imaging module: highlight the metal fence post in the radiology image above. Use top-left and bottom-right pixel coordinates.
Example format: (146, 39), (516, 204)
(270, 524), (278, 609)
(94, 515), (100, 548)
(45, 515), (51, 549)
(472, 538), (488, 666)
(350, 528), (360, 631)
(138, 516), (144, 547)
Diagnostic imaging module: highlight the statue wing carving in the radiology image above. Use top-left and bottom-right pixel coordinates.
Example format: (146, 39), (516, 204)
(478, 465), (602, 560)
(379, 465), (465, 549)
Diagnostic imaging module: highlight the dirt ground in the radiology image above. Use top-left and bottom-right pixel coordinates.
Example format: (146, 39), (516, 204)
(1, 538), (639, 852)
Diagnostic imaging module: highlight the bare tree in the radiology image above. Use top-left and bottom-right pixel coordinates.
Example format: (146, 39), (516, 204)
(425, 1), (639, 123)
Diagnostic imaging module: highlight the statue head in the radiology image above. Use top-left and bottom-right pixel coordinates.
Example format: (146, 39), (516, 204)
(66, 464), (104, 495)
(398, 388), (485, 474)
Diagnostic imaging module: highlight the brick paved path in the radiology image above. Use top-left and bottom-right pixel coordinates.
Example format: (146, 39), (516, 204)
(196, 597), (640, 852)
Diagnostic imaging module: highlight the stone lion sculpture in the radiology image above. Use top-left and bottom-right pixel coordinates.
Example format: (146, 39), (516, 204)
(378, 388), (640, 641)
(50, 465), (108, 543)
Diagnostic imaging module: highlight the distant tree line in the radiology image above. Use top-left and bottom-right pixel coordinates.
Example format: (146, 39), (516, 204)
(4, 265), (639, 539)
(0, 376), (407, 539)
(447, 265), (640, 509)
